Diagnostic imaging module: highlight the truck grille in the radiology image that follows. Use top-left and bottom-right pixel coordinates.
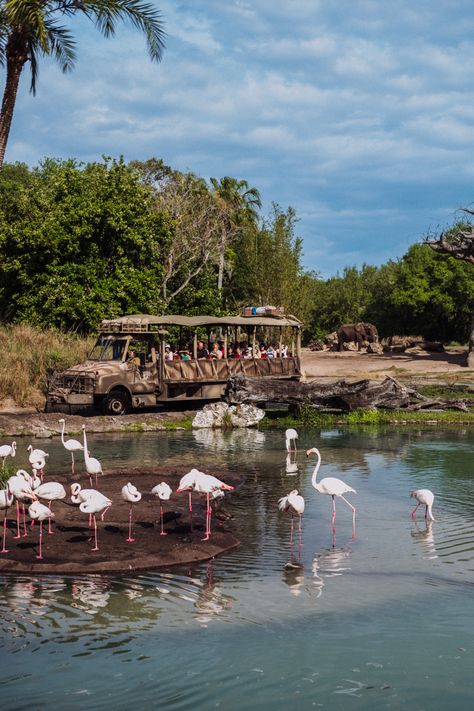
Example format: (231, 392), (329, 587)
(52, 373), (95, 394)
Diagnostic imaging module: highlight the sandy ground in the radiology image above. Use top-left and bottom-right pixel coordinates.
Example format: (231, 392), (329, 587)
(300, 347), (471, 381)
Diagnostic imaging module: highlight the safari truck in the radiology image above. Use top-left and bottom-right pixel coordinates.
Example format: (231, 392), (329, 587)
(46, 313), (303, 415)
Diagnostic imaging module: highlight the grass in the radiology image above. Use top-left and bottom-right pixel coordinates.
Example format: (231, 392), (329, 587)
(0, 324), (93, 407)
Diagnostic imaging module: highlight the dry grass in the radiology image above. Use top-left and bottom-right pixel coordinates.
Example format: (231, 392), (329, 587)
(0, 324), (94, 408)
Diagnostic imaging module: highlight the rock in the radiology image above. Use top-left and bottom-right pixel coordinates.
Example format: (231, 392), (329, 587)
(422, 341), (445, 353)
(323, 331), (338, 348)
(192, 402), (265, 428)
(367, 342), (384, 354)
(342, 341), (358, 351)
(308, 340), (324, 351)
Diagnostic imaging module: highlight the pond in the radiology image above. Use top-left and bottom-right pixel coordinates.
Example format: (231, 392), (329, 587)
(1, 426), (474, 709)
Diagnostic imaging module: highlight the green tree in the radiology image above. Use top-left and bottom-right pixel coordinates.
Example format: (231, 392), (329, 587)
(0, 0), (165, 165)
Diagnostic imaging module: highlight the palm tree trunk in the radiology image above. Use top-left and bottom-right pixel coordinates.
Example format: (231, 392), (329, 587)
(217, 227), (225, 293)
(0, 32), (28, 168)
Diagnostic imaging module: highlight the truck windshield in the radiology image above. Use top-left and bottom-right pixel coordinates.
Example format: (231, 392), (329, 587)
(88, 337), (128, 362)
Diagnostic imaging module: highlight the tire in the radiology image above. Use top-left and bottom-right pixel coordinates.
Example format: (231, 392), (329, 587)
(102, 390), (131, 416)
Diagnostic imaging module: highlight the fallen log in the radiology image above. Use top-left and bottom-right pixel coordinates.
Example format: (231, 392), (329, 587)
(225, 375), (411, 410)
(225, 375), (470, 412)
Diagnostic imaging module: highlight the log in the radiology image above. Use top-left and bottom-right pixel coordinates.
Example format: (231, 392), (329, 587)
(225, 375), (470, 412)
(225, 375), (412, 410)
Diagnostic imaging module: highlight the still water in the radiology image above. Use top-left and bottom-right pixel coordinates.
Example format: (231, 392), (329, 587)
(1, 426), (474, 710)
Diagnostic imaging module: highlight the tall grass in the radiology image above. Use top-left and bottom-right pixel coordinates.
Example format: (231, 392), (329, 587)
(0, 324), (94, 408)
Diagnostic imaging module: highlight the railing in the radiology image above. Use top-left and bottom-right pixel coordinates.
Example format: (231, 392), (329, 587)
(162, 357), (300, 382)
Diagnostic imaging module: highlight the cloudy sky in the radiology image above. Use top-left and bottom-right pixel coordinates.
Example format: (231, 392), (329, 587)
(8, 1), (474, 276)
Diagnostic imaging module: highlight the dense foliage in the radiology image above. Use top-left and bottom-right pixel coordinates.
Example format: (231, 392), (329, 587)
(0, 156), (473, 344)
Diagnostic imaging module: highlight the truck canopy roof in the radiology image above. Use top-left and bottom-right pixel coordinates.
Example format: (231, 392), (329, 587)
(100, 313), (303, 333)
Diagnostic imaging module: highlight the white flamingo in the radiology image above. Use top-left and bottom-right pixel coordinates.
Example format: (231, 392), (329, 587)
(0, 488), (14, 553)
(410, 489), (435, 522)
(71, 483), (111, 551)
(151, 482), (172, 535)
(31, 457), (47, 482)
(27, 445), (49, 463)
(279, 489), (305, 541)
(306, 447), (357, 530)
(7, 470), (37, 538)
(121, 482), (142, 542)
(59, 418), (84, 473)
(177, 470), (234, 540)
(285, 428), (298, 452)
(28, 500), (54, 560)
(0, 441), (16, 467)
(34, 482), (66, 534)
(82, 425), (103, 486)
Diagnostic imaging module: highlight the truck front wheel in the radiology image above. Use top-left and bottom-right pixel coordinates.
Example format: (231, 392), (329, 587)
(102, 390), (131, 416)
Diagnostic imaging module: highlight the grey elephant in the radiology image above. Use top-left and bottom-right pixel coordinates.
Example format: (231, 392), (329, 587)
(337, 322), (379, 351)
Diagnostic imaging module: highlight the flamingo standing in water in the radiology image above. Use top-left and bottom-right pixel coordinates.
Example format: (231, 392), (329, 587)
(285, 428), (298, 452)
(121, 482), (142, 542)
(0, 488), (14, 553)
(411, 489), (435, 522)
(71, 484), (111, 551)
(306, 447), (357, 531)
(151, 482), (172, 535)
(28, 500), (54, 560)
(177, 471), (234, 541)
(81, 425), (103, 486)
(59, 419), (84, 473)
(279, 489), (305, 543)
(7, 470), (37, 538)
(34, 482), (66, 534)
(27, 445), (48, 481)
(0, 441), (16, 467)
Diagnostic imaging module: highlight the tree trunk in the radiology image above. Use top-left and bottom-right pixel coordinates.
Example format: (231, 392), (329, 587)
(468, 303), (474, 368)
(217, 227), (225, 293)
(0, 31), (28, 168)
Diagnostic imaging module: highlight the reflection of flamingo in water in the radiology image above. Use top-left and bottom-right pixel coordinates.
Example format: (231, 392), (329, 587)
(151, 482), (172, 535)
(285, 452), (298, 475)
(279, 489), (304, 544)
(410, 489), (435, 522)
(121, 482), (142, 542)
(306, 447), (356, 534)
(59, 418), (84, 474)
(411, 520), (438, 560)
(285, 428), (298, 452)
(177, 470), (234, 541)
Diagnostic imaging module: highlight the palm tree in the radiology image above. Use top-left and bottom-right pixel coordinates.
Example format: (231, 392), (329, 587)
(0, 0), (165, 166)
(209, 176), (261, 293)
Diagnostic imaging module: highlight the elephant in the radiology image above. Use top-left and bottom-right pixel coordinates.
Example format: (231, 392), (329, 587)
(337, 322), (379, 352)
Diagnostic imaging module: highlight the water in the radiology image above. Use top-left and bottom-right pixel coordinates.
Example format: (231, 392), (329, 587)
(1, 427), (474, 709)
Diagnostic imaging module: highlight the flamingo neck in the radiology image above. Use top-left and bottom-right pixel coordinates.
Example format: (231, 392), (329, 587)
(60, 420), (66, 445)
(311, 451), (322, 490)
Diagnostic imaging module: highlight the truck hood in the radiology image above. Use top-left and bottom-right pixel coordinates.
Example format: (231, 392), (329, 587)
(59, 360), (123, 375)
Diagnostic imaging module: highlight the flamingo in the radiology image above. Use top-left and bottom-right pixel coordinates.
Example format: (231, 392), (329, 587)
(279, 489), (305, 542)
(7, 470), (37, 538)
(34, 482), (66, 534)
(27, 445), (49, 463)
(178, 469), (200, 517)
(59, 418), (84, 473)
(410, 489), (435, 522)
(31, 457), (47, 482)
(71, 484), (111, 551)
(0, 441), (16, 467)
(81, 425), (103, 486)
(0, 488), (14, 553)
(151, 482), (172, 535)
(28, 500), (54, 560)
(306, 447), (357, 531)
(121, 482), (142, 542)
(177, 471), (234, 541)
(285, 428), (298, 453)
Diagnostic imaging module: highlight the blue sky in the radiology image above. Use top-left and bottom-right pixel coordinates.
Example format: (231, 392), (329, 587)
(8, 1), (474, 277)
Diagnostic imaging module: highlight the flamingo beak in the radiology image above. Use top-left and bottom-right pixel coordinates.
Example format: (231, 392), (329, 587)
(176, 487), (189, 493)
(220, 484), (234, 491)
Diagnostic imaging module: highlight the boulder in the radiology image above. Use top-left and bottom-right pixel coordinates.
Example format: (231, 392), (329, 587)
(367, 342), (384, 354)
(192, 402), (265, 429)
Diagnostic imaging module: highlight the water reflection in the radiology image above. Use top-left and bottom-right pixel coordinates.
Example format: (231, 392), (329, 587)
(285, 452), (298, 475)
(411, 521), (438, 560)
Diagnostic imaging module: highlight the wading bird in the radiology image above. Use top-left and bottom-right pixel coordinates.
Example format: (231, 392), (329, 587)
(279, 489), (305, 541)
(0, 441), (16, 467)
(177, 471), (234, 541)
(59, 418), (84, 473)
(71, 484), (111, 552)
(7, 470), (37, 538)
(82, 425), (103, 486)
(151, 482), (172, 535)
(410, 489), (435, 522)
(34, 482), (67, 534)
(121, 482), (142, 542)
(285, 428), (298, 453)
(0, 488), (14, 553)
(306, 447), (357, 531)
(28, 500), (54, 560)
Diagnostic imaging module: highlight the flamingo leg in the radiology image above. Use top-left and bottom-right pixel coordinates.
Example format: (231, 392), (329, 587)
(1, 514), (8, 553)
(92, 515), (99, 551)
(188, 492), (193, 512)
(13, 501), (21, 539)
(160, 502), (167, 536)
(71, 452), (75, 474)
(36, 520), (43, 560)
(290, 513), (294, 545)
(22, 503), (27, 537)
(202, 493), (211, 541)
(126, 503), (135, 542)
(47, 502), (53, 534)
(411, 503), (420, 519)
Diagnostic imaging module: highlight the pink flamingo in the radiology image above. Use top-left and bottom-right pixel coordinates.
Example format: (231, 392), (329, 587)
(0, 488), (14, 553)
(279, 489), (305, 543)
(411, 489), (435, 521)
(7, 470), (37, 538)
(177, 471), (234, 541)
(34, 482), (66, 534)
(121, 483), (142, 542)
(74, 488), (112, 552)
(0, 441), (16, 467)
(151, 482), (172, 535)
(28, 500), (54, 560)
(306, 447), (357, 533)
